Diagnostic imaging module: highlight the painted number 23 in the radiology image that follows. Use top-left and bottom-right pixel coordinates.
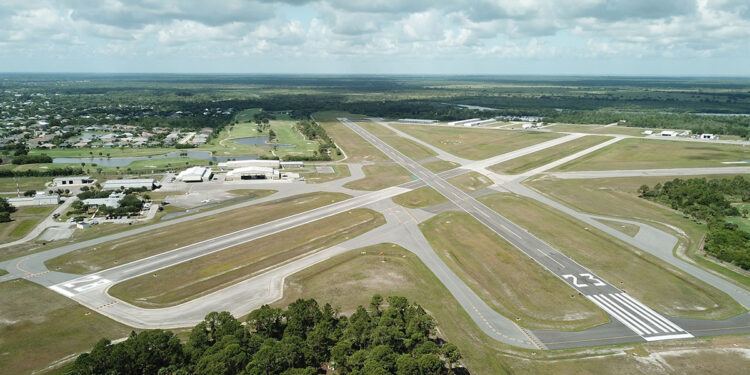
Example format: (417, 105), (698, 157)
(562, 273), (605, 288)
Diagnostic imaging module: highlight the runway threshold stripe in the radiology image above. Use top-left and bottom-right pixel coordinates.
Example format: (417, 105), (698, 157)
(594, 295), (658, 335)
(610, 293), (675, 333)
(589, 295), (647, 336)
(49, 285), (75, 298)
(643, 333), (693, 342)
(619, 293), (685, 332)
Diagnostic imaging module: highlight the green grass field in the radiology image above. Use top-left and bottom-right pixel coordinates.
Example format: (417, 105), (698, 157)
(342, 164), (413, 191)
(301, 164), (351, 183)
(489, 135), (611, 174)
(0, 269), (7, 276)
(392, 124), (563, 160)
(447, 171), (493, 192)
(526, 174), (750, 289)
(109, 208), (385, 307)
(0, 279), (132, 375)
(478, 193), (745, 319)
(392, 187), (448, 208)
(596, 219), (641, 237)
(420, 211), (609, 330)
(545, 123), (656, 136)
(272, 244), (750, 375)
(0, 205), (55, 244)
(554, 138), (750, 171)
(314, 111), (389, 162)
(45, 192), (347, 274)
(421, 159), (460, 173)
(0, 176), (50, 192)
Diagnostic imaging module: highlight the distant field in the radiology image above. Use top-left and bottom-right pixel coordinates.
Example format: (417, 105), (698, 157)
(0, 279), (131, 375)
(489, 135), (611, 174)
(392, 186), (447, 209)
(342, 164), (413, 191)
(314, 111), (388, 162)
(379, 135), (438, 159)
(554, 138), (750, 171)
(526, 174), (750, 288)
(478, 193), (745, 319)
(45, 191), (346, 274)
(447, 171), (493, 192)
(0, 176), (50, 192)
(421, 159), (459, 173)
(392, 124), (562, 160)
(420, 211), (609, 330)
(301, 164), (351, 183)
(109, 208), (385, 307)
(0, 205), (55, 244)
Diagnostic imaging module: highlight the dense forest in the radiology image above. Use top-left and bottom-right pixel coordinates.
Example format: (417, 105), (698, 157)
(68, 295), (463, 375)
(639, 177), (750, 269)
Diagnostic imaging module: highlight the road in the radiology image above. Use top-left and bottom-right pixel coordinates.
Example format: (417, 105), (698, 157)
(339, 117), (695, 343)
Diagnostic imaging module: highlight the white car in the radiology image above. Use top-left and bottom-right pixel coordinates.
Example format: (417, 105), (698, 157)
(201, 199), (210, 203)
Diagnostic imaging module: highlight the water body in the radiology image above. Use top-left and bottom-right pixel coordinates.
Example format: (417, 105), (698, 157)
(53, 150), (258, 167)
(232, 136), (294, 148)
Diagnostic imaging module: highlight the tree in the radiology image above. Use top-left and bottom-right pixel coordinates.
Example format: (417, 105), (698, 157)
(0, 197), (17, 215)
(23, 190), (36, 197)
(441, 343), (461, 369)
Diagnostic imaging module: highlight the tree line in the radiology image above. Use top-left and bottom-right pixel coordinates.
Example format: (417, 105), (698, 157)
(639, 176), (750, 269)
(68, 295), (463, 375)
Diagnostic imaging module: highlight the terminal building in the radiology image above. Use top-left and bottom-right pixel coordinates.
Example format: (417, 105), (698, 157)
(8, 192), (60, 207)
(176, 166), (213, 182)
(102, 178), (160, 191)
(82, 192), (125, 208)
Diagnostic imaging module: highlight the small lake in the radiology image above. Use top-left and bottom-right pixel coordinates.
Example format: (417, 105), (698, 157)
(53, 150), (258, 167)
(232, 136), (294, 148)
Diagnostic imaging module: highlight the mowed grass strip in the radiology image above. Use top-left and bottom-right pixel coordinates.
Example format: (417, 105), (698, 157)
(596, 219), (641, 237)
(379, 136), (438, 159)
(314, 112), (389, 162)
(302, 164), (351, 184)
(393, 124), (562, 160)
(447, 171), (493, 192)
(45, 192), (351, 274)
(0, 279), (132, 375)
(554, 137), (750, 171)
(355, 121), (396, 136)
(421, 159), (459, 173)
(478, 193), (745, 319)
(343, 164), (413, 191)
(526, 174), (750, 288)
(109, 208), (385, 308)
(489, 135), (611, 174)
(420, 211), (609, 330)
(392, 187), (448, 209)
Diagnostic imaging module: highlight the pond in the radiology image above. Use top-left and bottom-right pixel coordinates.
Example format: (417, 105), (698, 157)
(53, 150), (258, 167)
(232, 136), (294, 148)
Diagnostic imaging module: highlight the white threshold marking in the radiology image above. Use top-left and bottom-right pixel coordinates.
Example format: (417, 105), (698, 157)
(49, 285), (76, 298)
(587, 293), (693, 341)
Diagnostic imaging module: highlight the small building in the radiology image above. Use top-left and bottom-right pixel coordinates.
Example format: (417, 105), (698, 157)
(660, 130), (679, 137)
(102, 179), (159, 191)
(8, 193), (60, 207)
(52, 176), (94, 187)
(642, 130), (654, 135)
(225, 166), (279, 181)
(522, 123), (537, 129)
(218, 159), (281, 169)
(83, 192), (125, 208)
(177, 166), (213, 182)
(701, 134), (718, 140)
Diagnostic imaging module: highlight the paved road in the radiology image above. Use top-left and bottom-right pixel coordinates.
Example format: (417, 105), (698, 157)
(0, 197), (75, 249)
(340, 117), (695, 344)
(545, 166), (750, 180)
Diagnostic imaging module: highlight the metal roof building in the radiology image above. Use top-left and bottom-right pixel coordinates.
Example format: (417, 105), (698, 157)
(102, 179), (159, 191)
(8, 193), (60, 207)
(177, 166), (213, 182)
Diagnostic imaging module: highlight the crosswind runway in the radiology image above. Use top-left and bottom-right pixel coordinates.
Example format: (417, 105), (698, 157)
(339, 118), (693, 343)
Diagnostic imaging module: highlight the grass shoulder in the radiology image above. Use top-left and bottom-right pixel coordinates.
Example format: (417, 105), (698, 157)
(343, 164), (413, 191)
(392, 187), (448, 209)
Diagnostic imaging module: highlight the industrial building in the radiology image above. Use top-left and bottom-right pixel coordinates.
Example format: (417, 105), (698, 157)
(225, 166), (279, 180)
(660, 130), (679, 137)
(449, 118), (497, 127)
(177, 166), (213, 182)
(102, 178), (159, 191)
(397, 118), (438, 124)
(52, 176), (94, 187)
(83, 192), (125, 208)
(8, 192), (60, 207)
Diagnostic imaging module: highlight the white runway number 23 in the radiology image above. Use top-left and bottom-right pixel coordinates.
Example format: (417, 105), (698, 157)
(562, 273), (605, 288)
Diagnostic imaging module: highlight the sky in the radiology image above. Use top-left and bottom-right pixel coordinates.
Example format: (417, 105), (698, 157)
(0, 0), (749, 75)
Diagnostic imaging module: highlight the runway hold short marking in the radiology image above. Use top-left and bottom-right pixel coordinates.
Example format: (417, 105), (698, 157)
(49, 275), (112, 297)
(587, 292), (693, 341)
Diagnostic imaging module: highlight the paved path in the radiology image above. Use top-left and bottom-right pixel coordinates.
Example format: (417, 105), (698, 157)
(0, 198), (75, 249)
